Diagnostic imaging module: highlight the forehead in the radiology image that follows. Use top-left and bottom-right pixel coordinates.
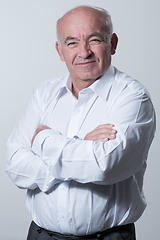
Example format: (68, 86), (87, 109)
(59, 9), (104, 40)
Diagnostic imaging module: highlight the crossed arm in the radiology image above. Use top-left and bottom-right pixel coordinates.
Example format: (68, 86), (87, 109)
(6, 85), (155, 192)
(31, 123), (117, 147)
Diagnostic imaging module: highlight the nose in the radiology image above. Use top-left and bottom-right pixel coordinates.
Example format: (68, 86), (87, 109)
(78, 43), (92, 59)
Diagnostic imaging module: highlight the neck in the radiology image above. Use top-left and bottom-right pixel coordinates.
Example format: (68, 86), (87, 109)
(71, 79), (96, 99)
(71, 76), (99, 98)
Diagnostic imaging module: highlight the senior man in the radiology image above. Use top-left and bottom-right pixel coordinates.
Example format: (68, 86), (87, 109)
(6, 5), (156, 240)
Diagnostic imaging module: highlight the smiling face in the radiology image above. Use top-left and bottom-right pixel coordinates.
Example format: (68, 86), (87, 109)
(56, 7), (118, 94)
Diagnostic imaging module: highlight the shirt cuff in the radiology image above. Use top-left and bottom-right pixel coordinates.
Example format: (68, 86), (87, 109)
(32, 129), (61, 157)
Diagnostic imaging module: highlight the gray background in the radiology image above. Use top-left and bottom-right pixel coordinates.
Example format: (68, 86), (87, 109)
(1, 0), (159, 239)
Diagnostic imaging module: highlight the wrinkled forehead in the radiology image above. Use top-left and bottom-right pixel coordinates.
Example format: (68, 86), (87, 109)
(57, 9), (106, 42)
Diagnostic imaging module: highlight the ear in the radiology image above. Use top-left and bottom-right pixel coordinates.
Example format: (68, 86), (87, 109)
(111, 33), (118, 55)
(55, 41), (65, 62)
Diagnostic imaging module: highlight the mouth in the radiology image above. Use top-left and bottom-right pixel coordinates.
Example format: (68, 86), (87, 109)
(75, 61), (96, 66)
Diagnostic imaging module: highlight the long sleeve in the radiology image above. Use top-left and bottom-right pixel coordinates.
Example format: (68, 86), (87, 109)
(5, 69), (156, 234)
(32, 88), (156, 185)
(6, 88), (61, 192)
(6, 70), (156, 191)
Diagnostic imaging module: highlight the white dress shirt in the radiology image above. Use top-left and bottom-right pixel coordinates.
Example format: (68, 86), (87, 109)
(6, 65), (156, 235)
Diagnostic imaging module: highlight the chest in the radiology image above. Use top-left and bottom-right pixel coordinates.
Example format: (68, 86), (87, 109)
(41, 92), (109, 139)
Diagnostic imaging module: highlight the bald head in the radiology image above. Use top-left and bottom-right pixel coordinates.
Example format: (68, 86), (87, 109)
(56, 6), (113, 44)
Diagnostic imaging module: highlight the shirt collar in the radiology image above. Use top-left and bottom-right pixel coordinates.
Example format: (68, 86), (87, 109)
(88, 64), (115, 100)
(56, 65), (115, 100)
(55, 73), (70, 99)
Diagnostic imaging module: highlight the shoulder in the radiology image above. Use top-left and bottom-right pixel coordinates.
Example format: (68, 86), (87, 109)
(32, 74), (68, 104)
(113, 67), (149, 96)
(35, 74), (67, 95)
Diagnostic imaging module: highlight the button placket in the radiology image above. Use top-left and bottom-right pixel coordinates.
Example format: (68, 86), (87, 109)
(57, 182), (70, 232)
(67, 94), (87, 138)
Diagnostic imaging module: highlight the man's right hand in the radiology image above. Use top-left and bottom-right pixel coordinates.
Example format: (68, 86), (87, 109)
(31, 124), (51, 147)
(84, 124), (117, 143)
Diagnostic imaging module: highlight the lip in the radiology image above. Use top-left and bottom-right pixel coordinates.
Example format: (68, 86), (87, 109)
(76, 61), (96, 66)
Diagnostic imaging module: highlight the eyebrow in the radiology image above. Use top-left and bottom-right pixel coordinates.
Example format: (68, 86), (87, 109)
(64, 32), (104, 45)
(64, 37), (79, 44)
(88, 32), (104, 39)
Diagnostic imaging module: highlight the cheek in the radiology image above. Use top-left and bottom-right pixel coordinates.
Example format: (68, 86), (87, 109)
(93, 46), (108, 61)
(100, 47), (111, 63)
(63, 51), (76, 65)
(96, 49), (111, 71)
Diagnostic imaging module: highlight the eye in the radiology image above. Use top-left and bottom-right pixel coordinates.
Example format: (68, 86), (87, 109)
(67, 42), (78, 48)
(89, 38), (102, 45)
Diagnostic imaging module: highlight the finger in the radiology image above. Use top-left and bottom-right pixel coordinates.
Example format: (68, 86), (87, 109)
(96, 124), (114, 130)
(94, 130), (117, 141)
(109, 133), (116, 139)
(38, 124), (51, 131)
(95, 129), (117, 137)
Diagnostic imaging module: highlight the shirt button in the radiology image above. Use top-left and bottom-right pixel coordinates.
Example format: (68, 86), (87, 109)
(75, 109), (80, 114)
